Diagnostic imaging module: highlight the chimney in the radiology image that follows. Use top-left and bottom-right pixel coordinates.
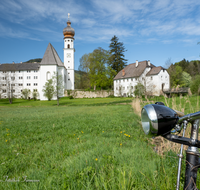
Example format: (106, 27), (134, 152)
(122, 69), (125, 77)
(148, 60), (150, 66)
(136, 60), (138, 67)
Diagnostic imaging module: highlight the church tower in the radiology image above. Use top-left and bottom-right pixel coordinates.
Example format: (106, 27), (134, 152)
(63, 13), (75, 90)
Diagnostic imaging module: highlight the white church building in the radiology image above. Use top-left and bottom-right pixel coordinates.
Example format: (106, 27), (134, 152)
(0, 16), (75, 101)
(114, 60), (170, 97)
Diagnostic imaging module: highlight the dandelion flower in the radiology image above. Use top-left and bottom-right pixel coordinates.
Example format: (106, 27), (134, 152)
(102, 131), (104, 133)
(5, 140), (7, 142)
(77, 138), (79, 140)
(81, 131), (84, 133)
(120, 143), (122, 146)
(129, 135), (130, 137)
(95, 158), (98, 161)
(120, 131), (122, 133)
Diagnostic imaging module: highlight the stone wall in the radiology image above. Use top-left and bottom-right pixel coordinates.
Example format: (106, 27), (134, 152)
(65, 90), (114, 98)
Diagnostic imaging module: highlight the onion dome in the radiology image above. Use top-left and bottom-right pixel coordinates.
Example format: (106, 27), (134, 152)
(63, 19), (75, 39)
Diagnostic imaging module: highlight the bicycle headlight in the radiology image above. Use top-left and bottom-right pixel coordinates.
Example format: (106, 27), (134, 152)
(141, 104), (179, 137)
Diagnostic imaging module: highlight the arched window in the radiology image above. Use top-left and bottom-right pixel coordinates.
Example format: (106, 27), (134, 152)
(46, 71), (51, 80)
(68, 44), (70, 48)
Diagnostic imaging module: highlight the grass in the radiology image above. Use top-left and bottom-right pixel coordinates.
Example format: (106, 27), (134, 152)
(0, 96), (199, 189)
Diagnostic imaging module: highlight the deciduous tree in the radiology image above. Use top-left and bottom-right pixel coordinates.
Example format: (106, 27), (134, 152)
(43, 79), (55, 101)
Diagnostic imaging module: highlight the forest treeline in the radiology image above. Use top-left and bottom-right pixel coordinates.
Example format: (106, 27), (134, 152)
(167, 59), (200, 94)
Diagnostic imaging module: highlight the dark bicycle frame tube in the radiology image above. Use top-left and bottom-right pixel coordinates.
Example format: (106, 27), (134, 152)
(184, 119), (200, 190)
(163, 119), (200, 189)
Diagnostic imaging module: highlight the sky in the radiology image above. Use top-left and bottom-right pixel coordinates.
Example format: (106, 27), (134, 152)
(1, 0), (200, 70)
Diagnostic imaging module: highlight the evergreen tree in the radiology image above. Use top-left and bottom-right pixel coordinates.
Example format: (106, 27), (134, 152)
(109, 35), (127, 74)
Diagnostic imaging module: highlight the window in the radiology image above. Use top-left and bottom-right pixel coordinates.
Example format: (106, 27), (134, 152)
(19, 71), (21, 73)
(127, 86), (129, 89)
(3, 77), (6, 80)
(33, 89), (37, 92)
(68, 79), (70, 81)
(131, 86), (133, 89)
(119, 80), (121, 83)
(27, 83), (31, 86)
(123, 87), (125, 90)
(68, 61), (70, 63)
(11, 77), (15, 80)
(71, 40), (73, 42)
(2, 84), (6, 86)
(131, 78), (133, 81)
(11, 90), (15, 93)
(68, 66), (70, 68)
(46, 72), (51, 80)
(18, 84), (23, 86)
(11, 84), (15, 86)
(34, 83), (38, 86)
(3, 71), (6, 73)
(151, 76), (153, 80)
(68, 73), (70, 74)
(68, 44), (70, 48)
(127, 79), (128, 82)
(3, 90), (6, 93)
(27, 76), (31, 79)
(11, 71), (15, 73)
(27, 70), (31, 73)
(116, 87), (118, 90)
(19, 76), (23, 79)
(116, 80), (118, 83)
(34, 70), (38, 72)
(34, 76), (38, 79)
(135, 78), (137, 81)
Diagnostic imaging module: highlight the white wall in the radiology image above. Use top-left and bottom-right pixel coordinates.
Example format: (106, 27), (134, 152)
(113, 68), (170, 97)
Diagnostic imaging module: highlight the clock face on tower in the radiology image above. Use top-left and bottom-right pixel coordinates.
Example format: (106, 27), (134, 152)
(67, 53), (71, 58)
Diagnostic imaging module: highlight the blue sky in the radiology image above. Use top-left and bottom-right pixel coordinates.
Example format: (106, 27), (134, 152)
(1, 0), (200, 70)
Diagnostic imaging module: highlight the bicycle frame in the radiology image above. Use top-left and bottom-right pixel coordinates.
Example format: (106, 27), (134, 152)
(163, 119), (200, 189)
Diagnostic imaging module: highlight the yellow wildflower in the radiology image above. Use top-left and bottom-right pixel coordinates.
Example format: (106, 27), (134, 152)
(95, 158), (98, 161)
(5, 140), (7, 142)
(120, 143), (122, 146)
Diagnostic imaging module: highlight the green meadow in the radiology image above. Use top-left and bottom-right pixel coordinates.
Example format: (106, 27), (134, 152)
(0, 96), (200, 189)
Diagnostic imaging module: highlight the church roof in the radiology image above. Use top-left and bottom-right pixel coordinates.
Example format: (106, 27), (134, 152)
(114, 60), (155, 80)
(40, 43), (64, 67)
(0, 62), (40, 71)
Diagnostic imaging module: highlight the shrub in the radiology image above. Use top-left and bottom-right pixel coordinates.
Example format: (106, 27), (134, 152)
(22, 89), (31, 100)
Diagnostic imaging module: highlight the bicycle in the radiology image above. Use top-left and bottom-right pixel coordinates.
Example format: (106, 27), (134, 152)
(141, 102), (200, 190)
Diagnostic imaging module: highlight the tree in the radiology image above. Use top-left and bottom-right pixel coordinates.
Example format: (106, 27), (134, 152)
(22, 89), (31, 99)
(109, 35), (127, 74)
(3, 71), (16, 104)
(43, 79), (55, 101)
(181, 71), (191, 87)
(134, 83), (145, 97)
(53, 72), (64, 106)
(79, 48), (111, 90)
(88, 48), (109, 90)
(190, 75), (200, 95)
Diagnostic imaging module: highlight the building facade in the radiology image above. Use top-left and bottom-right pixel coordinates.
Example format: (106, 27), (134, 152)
(113, 60), (170, 97)
(0, 16), (75, 100)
